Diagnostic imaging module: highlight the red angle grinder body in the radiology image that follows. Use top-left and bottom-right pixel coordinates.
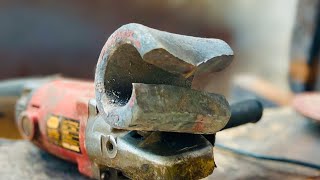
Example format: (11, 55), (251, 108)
(18, 79), (96, 177)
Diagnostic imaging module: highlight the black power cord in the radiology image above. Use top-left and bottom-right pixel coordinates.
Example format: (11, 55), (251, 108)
(215, 143), (320, 170)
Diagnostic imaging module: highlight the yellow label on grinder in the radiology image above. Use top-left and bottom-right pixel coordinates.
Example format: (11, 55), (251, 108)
(47, 115), (81, 153)
(47, 116), (60, 145)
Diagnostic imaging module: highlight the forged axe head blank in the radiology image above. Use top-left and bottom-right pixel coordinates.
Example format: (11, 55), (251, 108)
(94, 23), (234, 134)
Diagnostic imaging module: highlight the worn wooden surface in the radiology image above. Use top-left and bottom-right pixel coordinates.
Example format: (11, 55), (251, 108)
(0, 107), (319, 179)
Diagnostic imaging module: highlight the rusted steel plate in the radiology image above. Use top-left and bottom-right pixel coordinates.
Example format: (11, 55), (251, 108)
(106, 83), (230, 134)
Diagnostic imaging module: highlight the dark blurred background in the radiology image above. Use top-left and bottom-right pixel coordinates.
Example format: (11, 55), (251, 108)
(0, 1), (232, 80)
(0, 0), (300, 96)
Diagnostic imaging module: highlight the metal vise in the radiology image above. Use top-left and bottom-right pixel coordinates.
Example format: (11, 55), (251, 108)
(86, 23), (236, 180)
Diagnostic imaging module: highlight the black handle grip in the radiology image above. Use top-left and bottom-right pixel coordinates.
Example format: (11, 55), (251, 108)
(223, 99), (263, 130)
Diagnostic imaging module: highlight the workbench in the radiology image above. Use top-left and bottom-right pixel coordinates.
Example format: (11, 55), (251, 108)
(0, 107), (319, 179)
(210, 107), (320, 179)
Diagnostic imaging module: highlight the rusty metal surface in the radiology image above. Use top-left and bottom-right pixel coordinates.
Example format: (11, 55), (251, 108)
(105, 83), (230, 134)
(94, 23), (233, 133)
(86, 100), (215, 180)
(89, 23), (233, 179)
(209, 107), (320, 180)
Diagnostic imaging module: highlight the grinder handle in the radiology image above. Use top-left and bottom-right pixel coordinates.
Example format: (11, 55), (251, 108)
(223, 99), (263, 130)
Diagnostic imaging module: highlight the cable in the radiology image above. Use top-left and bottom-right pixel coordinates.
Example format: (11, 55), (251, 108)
(215, 143), (320, 170)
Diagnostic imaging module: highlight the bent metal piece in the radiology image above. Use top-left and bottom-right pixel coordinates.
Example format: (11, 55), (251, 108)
(95, 23), (234, 134)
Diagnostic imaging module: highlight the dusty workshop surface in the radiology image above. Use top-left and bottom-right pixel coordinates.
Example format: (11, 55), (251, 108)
(0, 107), (319, 179)
(0, 139), (88, 180)
(209, 107), (320, 180)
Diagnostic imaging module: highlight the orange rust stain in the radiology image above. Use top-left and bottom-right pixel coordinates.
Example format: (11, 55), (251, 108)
(193, 114), (205, 132)
(106, 30), (141, 49)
